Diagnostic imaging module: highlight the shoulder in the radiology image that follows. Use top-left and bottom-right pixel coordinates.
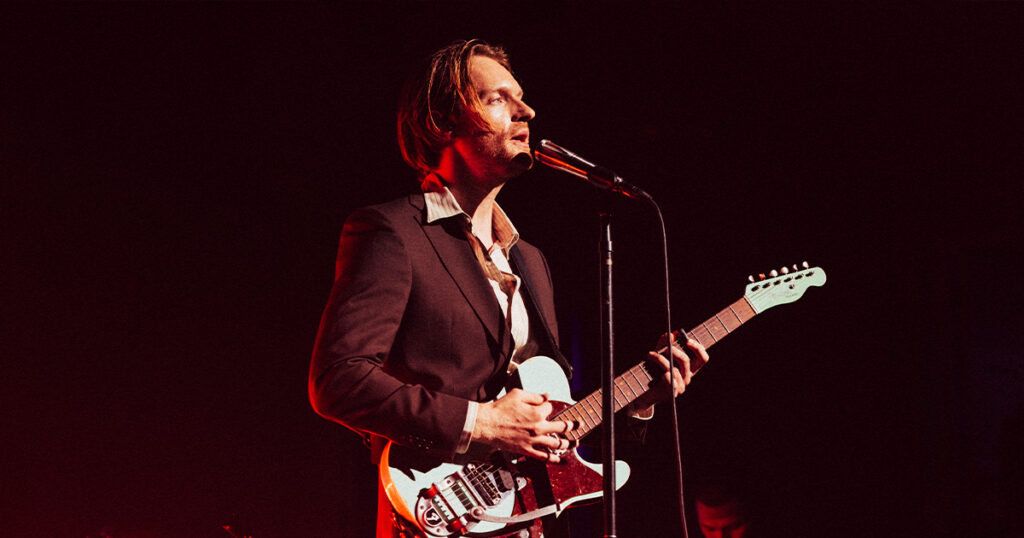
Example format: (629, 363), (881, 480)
(514, 237), (543, 257)
(334, 196), (424, 278)
(342, 194), (425, 232)
(513, 238), (549, 268)
(351, 194), (424, 221)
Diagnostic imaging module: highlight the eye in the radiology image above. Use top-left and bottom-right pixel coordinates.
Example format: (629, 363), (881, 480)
(487, 96), (505, 105)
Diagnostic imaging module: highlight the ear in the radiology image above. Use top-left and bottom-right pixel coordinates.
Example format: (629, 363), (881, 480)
(432, 111), (457, 143)
(438, 127), (454, 144)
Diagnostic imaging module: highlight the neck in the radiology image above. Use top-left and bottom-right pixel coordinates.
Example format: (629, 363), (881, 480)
(431, 162), (504, 246)
(453, 183), (500, 246)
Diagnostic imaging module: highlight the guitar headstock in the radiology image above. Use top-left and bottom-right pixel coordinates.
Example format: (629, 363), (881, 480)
(745, 262), (826, 313)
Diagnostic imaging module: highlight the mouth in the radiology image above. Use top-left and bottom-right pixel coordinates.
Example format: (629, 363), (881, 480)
(511, 130), (530, 146)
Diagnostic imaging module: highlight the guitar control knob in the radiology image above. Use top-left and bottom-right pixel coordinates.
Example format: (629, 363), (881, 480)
(770, 270), (779, 277)
(802, 261), (809, 268)
(758, 273), (766, 280)
(781, 267), (789, 274)
(748, 275), (755, 283)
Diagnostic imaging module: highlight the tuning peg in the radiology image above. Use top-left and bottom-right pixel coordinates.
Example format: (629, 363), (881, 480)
(758, 273), (766, 280)
(781, 266), (789, 274)
(802, 261), (809, 269)
(793, 264), (799, 271)
(770, 269), (779, 277)
(748, 275), (754, 282)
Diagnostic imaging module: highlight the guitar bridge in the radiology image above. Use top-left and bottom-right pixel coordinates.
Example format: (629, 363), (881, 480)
(414, 463), (520, 536)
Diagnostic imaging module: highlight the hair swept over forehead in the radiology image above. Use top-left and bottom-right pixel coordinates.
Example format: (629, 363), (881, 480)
(396, 39), (512, 178)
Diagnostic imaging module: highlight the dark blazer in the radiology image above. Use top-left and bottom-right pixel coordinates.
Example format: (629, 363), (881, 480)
(309, 194), (571, 460)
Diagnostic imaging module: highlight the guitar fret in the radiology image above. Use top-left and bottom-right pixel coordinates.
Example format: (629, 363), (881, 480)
(620, 375), (640, 399)
(713, 313), (733, 335)
(736, 299), (756, 322)
(573, 409), (589, 438)
(587, 395), (603, 420)
(613, 380), (630, 410)
(627, 368), (644, 390)
(727, 304), (743, 325)
(576, 406), (593, 431)
(626, 368), (643, 393)
(690, 325), (712, 349)
(564, 408), (581, 427)
(631, 365), (651, 386)
(705, 315), (729, 342)
(640, 360), (659, 386)
(581, 397), (600, 429)
(560, 408), (586, 441)
(569, 404), (591, 432)
(722, 308), (742, 332)
(701, 321), (719, 342)
(626, 368), (647, 396)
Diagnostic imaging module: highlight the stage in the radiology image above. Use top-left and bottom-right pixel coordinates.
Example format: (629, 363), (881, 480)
(3, 4), (1022, 536)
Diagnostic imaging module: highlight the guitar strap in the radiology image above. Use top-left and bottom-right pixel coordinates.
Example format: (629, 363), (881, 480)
(508, 245), (573, 379)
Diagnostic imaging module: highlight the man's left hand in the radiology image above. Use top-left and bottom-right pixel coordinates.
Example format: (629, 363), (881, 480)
(631, 337), (709, 414)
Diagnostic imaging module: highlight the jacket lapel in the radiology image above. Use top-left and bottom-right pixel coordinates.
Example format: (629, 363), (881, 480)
(413, 198), (507, 350)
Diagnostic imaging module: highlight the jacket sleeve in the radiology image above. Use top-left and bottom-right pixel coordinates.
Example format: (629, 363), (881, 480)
(308, 207), (470, 458)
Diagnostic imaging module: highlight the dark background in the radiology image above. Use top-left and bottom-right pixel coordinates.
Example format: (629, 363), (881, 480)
(3, 4), (1022, 537)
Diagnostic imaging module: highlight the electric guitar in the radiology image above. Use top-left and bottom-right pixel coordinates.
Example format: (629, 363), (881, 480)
(380, 264), (827, 537)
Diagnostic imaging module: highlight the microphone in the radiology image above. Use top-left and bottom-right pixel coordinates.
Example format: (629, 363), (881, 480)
(533, 139), (651, 200)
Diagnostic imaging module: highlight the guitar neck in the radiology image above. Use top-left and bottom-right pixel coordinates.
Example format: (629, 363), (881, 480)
(559, 296), (758, 442)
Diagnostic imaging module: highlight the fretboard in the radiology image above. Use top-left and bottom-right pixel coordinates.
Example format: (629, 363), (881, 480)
(558, 296), (757, 442)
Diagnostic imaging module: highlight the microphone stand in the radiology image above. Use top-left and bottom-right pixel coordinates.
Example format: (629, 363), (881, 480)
(534, 141), (671, 537)
(599, 200), (617, 538)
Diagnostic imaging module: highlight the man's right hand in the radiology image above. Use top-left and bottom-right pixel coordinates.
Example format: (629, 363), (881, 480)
(471, 389), (575, 463)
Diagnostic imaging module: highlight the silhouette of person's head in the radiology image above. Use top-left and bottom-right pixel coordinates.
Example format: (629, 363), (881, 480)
(694, 477), (750, 538)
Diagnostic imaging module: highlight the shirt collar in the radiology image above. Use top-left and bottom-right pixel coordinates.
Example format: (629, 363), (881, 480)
(422, 175), (520, 252)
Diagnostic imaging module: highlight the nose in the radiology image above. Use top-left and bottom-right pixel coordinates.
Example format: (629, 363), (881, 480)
(512, 96), (535, 122)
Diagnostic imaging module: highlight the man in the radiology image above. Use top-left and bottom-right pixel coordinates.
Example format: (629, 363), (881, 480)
(309, 39), (708, 537)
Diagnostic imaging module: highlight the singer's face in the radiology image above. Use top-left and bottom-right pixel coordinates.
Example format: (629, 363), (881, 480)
(450, 55), (535, 184)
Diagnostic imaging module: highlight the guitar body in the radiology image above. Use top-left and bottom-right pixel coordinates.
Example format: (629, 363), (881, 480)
(380, 356), (630, 537)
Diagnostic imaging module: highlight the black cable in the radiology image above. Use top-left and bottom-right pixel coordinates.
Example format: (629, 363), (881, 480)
(644, 196), (690, 538)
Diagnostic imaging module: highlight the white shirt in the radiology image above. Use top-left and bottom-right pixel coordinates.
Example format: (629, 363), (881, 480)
(423, 186), (531, 454)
